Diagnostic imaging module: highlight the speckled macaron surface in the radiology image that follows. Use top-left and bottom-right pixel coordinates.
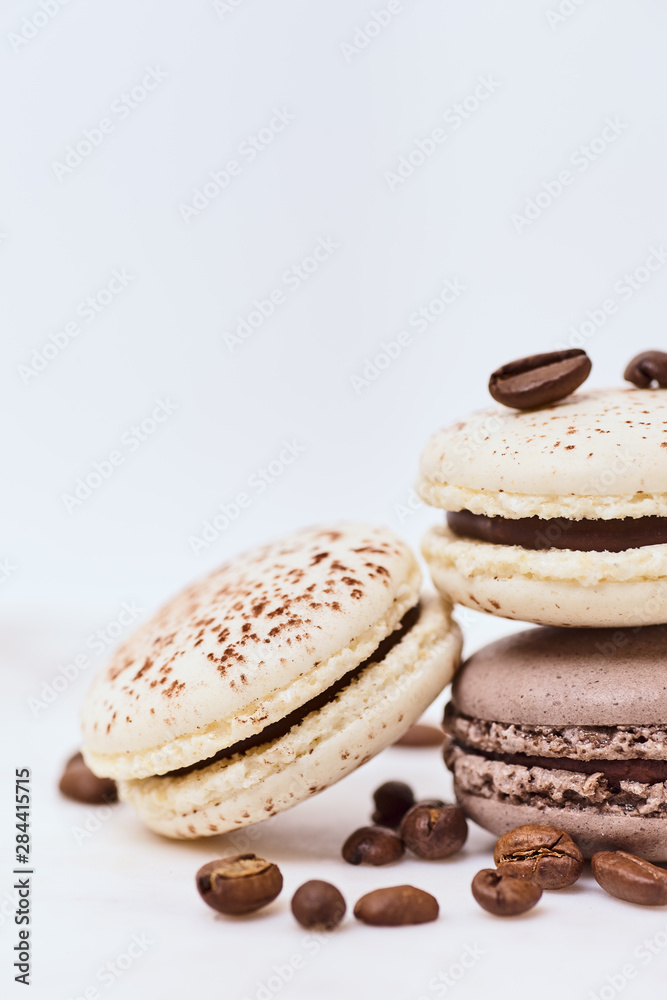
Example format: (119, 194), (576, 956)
(418, 387), (667, 627)
(81, 523), (462, 838)
(418, 388), (667, 518)
(444, 624), (667, 859)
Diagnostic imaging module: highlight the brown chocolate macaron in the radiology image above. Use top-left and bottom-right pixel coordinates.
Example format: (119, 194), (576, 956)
(443, 624), (667, 860)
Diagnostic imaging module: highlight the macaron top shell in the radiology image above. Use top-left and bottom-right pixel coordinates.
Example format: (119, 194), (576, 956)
(452, 624), (667, 726)
(81, 523), (421, 777)
(418, 388), (667, 518)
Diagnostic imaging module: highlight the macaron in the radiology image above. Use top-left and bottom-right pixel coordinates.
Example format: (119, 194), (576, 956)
(418, 387), (667, 627)
(81, 522), (461, 839)
(443, 624), (667, 859)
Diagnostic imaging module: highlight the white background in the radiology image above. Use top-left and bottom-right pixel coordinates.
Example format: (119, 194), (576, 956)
(3, 1), (667, 997)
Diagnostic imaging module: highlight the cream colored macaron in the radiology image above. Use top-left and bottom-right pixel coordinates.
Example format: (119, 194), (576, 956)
(418, 387), (667, 627)
(81, 523), (461, 838)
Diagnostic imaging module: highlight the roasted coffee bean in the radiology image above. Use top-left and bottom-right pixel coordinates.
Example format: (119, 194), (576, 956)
(395, 724), (444, 747)
(471, 869), (542, 917)
(291, 880), (346, 929)
(372, 781), (415, 827)
(342, 826), (404, 866)
(59, 752), (117, 805)
(624, 350), (667, 388)
(494, 824), (584, 889)
(354, 885), (439, 926)
(196, 854), (283, 915)
(489, 349), (591, 410)
(591, 851), (667, 905)
(400, 802), (468, 860)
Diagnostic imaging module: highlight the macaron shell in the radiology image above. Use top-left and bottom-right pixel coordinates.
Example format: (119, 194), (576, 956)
(452, 623), (667, 725)
(458, 792), (667, 861)
(81, 522), (421, 778)
(423, 524), (667, 627)
(118, 596), (461, 838)
(418, 387), (667, 508)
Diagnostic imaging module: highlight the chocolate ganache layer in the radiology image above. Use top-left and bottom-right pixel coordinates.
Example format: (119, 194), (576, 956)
(447, 510), (667, 553)
(165, 602), (421, 778)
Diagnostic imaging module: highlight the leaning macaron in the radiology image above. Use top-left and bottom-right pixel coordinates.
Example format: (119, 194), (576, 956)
(81, 522), (461, 839)
(418, 387), (667, 627)
(443, 624), (667, 860)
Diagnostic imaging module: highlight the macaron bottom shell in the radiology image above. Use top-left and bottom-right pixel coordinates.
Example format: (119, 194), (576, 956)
(423, 525), (667, 627)
(118, 596), (461, 839)
(457, 791), (667, 862)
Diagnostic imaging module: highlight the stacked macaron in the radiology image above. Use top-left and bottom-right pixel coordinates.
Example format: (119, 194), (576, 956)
(417, 349), (667, 857)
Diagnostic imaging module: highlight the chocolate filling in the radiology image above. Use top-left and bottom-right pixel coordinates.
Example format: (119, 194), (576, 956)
(447, 510), (667, 553)
(165, 602), (421, 778)
(452, 739), (667, 789)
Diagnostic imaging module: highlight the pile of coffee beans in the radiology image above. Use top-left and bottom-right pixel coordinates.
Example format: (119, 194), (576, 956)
(470, 824), (583, 917)
(60, 747), (667, 929)
(343, 780), (468, 868)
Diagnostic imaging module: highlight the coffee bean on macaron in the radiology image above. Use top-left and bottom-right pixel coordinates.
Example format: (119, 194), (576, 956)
(624, 350), (667, 388)
(489, 349), (591, 409)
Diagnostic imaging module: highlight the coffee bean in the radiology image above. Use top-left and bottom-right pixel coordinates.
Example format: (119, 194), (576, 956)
(291, 880), (346, 929)
(624, 350), (667, 388)
(493, 824), (584, 889)
(489, 349), (591, 410)
(395, 724), (444, 747)
(59, 752), (117, 805)
(196, 854), (283, 915)
(591, 851), (667, 905)
(372, 781), (415, 827)
(400, 803), (468, 860)
(354, 885), (439, 926)
(342, 826), (404, 866)
(471, 869), (542, 917)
